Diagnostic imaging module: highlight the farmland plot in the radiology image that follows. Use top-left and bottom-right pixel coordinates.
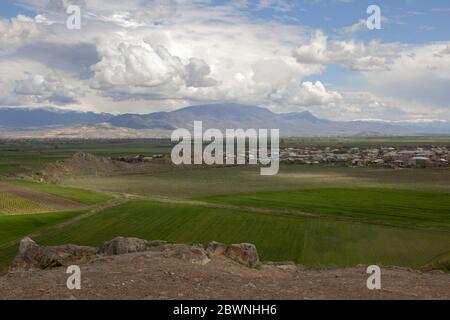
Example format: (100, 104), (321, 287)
(0, 192), (51, 215)
(0, 182), (88, 215)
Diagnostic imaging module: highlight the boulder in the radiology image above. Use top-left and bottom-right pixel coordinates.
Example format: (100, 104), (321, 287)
(224, 243), (260, 268)
(205, 241), (228, 256)
(148, 240), (169, 247)
(17, 236), (38, 253)
(206, 242), (260, 268)
(99, 237), (151, 256)
(10, 237), (97, 271)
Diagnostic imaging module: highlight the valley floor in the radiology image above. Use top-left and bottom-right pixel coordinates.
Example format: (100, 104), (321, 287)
(1, 143), (449, 299)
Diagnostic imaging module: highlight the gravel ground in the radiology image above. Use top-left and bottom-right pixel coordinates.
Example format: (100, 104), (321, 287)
(0, 252), (448, 300)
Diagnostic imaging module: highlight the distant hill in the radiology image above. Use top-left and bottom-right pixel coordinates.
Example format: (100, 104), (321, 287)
(108, 103), (447, 136)
(2, 104), (450, 137)
(110, 103), (289, 131)
(0, 107), (112, 130)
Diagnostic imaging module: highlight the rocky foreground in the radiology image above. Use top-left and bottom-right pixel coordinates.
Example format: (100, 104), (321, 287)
(0, 237), (448, 300)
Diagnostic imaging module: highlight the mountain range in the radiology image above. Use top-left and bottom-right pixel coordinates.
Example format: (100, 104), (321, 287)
(0, 107), (112, 129)
(1, 104), (450, 138)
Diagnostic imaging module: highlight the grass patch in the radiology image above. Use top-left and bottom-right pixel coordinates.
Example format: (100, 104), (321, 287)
(22, 200), (450, 269)
(0, 211), (83, 246)
(8, 180), (112, 205)
(0, 210), (84, 270)
(198, 188), (450, 229)
(422, 251), (450, 272)
(63, 165), (450, 202)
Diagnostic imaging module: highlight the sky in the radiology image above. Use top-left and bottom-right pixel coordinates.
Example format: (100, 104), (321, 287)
(0, 0), (449, 121)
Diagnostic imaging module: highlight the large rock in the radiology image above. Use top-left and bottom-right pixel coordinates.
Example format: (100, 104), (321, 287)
(148, 240), (169, 247)
(206, 242), (260, 268)
(100, 238), (210, 265)
(224, 244), (260, 268)
(99, 237), (151, 256)
(10, 237), (97, 271)
(205, 241), (228, 256)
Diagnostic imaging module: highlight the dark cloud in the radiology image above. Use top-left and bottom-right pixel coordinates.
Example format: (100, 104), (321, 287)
(16, 42), (99, 79)
(46, 94), (77, 105)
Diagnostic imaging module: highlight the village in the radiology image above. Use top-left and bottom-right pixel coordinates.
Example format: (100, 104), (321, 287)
(279, 145), (450, 168)
(109, 143), (449, 170)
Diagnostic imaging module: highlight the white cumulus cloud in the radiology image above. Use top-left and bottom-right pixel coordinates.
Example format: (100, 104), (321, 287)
(296, 81), (342, 106)
(293, 30), (400, 71)
(0, 15), (46, 51)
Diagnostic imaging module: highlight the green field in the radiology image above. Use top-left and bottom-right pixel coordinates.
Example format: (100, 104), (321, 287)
(63, 165), (450, 201)
(0, 210), (84, 246)
(1, 138), (449, 272)
(0, 210), (84, 270)
(198, 188), (450, 229)
(7, 180), (112, 205)
(5, 200), (447, 270)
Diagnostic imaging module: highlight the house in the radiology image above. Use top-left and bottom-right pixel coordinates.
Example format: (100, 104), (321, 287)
(394, 160), (405, 167)
(409, 156), (432, 167)
(372, 159), (385, 166)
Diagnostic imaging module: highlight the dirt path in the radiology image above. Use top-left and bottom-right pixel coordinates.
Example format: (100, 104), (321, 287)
(0, 253), (448, 300)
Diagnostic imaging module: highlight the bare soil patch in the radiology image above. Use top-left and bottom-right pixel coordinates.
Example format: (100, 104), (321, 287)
(1, 252), (448, 300)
